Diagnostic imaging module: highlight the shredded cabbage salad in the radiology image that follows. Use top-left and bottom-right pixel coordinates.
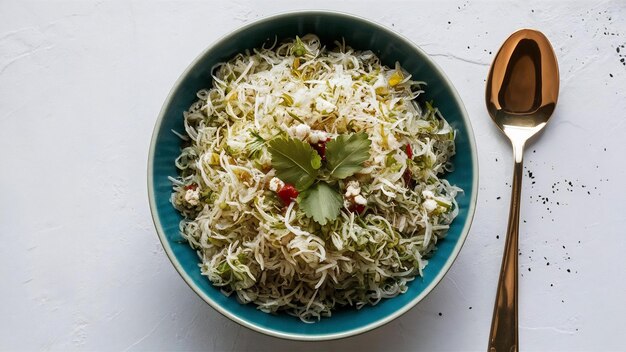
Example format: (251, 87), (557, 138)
(170, 34), (461, 322)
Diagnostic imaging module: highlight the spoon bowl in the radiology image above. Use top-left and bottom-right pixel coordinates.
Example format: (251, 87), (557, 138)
(486, 29), (559, 144)
(485, 29), (559, 352)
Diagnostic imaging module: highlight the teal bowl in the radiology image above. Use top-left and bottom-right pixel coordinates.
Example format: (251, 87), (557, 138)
(148, 10), (478, 341)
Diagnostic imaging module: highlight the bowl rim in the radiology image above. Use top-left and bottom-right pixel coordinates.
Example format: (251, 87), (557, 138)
(148, 9), (479, 342)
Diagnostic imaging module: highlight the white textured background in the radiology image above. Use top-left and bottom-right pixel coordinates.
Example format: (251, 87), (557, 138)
(1, 1), (625, 351)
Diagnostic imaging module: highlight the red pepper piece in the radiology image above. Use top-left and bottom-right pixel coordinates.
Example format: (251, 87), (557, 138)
(405, 143), (413, 159)
(185, 184), (198, 190)
(277, 184), (299, 205)
(349, 203), (366, 214)
(403, 169), (413, 185)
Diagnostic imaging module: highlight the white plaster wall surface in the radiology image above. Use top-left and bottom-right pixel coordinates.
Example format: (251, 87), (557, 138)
(1, 1), (624, 351)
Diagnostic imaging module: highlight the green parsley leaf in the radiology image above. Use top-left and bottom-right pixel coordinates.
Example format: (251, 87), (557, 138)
(268, 137), (321, 191)
(325, 132), (371, 179)
(298, 182), (343, 225)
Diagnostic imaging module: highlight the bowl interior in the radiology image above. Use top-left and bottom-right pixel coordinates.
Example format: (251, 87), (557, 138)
(149, 12), (477, 340)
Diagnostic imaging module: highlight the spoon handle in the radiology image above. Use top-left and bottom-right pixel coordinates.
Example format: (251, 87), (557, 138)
(488, 142), (523, 352)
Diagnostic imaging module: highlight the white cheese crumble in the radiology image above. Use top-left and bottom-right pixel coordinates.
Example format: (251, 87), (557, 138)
(422, 190), (435, 199)
(289, 123), (311, 140)
(423, 199), (438, 213)
(308, 130), (328, 144)
(269, 177), (285, 192)
(184, 188), (200, 206)
(345, 180), (361, 197)
(354, 194), (367, 205)
(344, 180), (367, 207)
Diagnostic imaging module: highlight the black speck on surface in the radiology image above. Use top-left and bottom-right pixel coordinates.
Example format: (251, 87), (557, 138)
(609, 73), (613, 77)
(550, 283), (554, 287)
(469, 306), (472, 310)
(528, 268), (531, 272)
(567, 269), (571, 273)
(496, 196), (501, 200)
(447, 21), (451, 24)
(496, 235), (500, 239)
(438, 312), (443, 316)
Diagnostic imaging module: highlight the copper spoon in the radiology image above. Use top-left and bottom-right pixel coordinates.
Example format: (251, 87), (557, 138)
(485, 29), (559, 352)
